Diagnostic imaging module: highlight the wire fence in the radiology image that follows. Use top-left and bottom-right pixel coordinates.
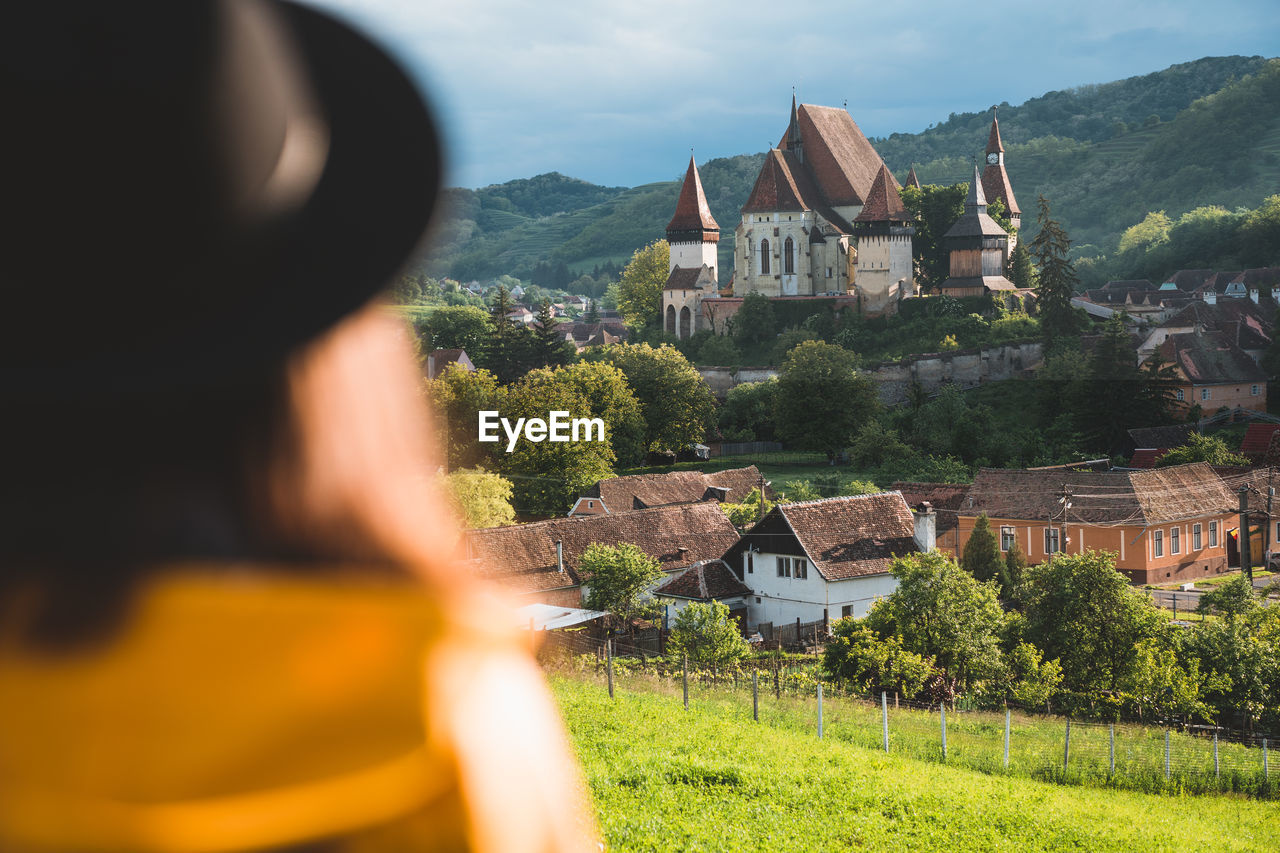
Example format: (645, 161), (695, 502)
(539, 629), (1277, 800)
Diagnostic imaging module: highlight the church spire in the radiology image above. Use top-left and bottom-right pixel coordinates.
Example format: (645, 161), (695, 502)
(906, 165), (921, 190)
(786, 91), (803, 161)
(666, 154), (719, 243)
(966, 164), (988, 212)
(986, 108), (1005, 155)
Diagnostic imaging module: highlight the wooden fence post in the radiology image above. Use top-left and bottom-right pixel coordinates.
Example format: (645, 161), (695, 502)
(682, 655), (689, 710)
(752, 670), (759, 722)
(1214, 731), (1220, 779)
(940, 704), (947, 760)
(1164, 731), (1171, 780)
(881, 691), (889, 753)
(606, 639), (614, 700)
(817, 683), (823, 739)
(1003, 710), (1010, 769)
(1063, 719), (1071, 773)
(1109, 724), (1115, 776)
(1264, 738), (1269, 779)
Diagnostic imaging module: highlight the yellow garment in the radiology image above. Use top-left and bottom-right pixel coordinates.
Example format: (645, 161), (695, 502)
(0, 567), (598, 853)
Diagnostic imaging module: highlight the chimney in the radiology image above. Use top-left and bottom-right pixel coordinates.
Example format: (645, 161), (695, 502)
(1271, 285), (1280, 303)
(1251, 286), (1260, 305)
(555, 540), (564, 573)
(677, 546), (690, 565)
(1204, 289), (1217, 305)
(913, 502), (936, 553)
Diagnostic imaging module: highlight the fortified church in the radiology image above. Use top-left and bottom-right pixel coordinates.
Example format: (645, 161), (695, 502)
(663, 98), (1022, 338)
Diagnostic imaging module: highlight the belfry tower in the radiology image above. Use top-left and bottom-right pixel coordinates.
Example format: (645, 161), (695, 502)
(980, 108), (1021, 256)
(661, 156), (719, 339)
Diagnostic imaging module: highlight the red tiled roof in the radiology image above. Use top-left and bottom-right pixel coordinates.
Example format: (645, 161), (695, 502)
(584, 466), (771, 512)
(777, 104), (887, 208)
(854, 164), (908, 223)
(981, 162), (1020, 216)
(467, 502), (741, 594)
(905, 165), (921, 189)
(770, 492), (919, 581)
(1241, 423), (1280, 456)
(1164, 269), (1216, 291)
(1158, 330), (1268, 385)
(986, 114), (1005, 154)
(742, 149), (809, 213)
(654, 559), (752, 600)
(664, 267), (709, 291)
(962, 463), (1233, 525)
(666, 155), (720, 240)
(1127, 448), (1170, 468)
(891, 482), (971, 536)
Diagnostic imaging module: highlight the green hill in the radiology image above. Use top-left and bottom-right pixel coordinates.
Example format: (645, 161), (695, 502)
(555, 675), (1278, 852)
(423, 56), (1279, 286)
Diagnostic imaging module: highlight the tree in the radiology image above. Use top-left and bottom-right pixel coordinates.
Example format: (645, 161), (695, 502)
(1007, 241), (1037, 290)
(848, 420), (912, 470)
(1004, 539), (1027, 591)
(439, 467), (516, 528)
(1196, 574), (1261, 622)
(1020, 550), (1165, 694)
(1156, 432), (1249, 467)
(732, 291), (776, 346)
(581, 543), (663, 626)
(421, 305), (490, 355)
(1183, 602), (1280, 730)
(483, 285), (535, 383)
(666, 601), (751, 668)
(961, 514), (1004, 585)
(823, 622), (932, 700)
(865, 551), (1006, 700)
(720, 488), (773, 529)
(774, 340), (879, 460)
(997, 642), (1063, 711)
(901, 182), (966, 289)
(531, 300), (575, 370)
(553, 361), (647, 468)
(1071, 313), (1173, 454)
(427, 363), (502, 470)
(617, 239), (669, 328)
(1030, 195), (1082, 344)
(589, 343), (715, 453)
(584, 299), (600, 323)
(717, 379), (777, 443)
(1117, 210), (1172, 255)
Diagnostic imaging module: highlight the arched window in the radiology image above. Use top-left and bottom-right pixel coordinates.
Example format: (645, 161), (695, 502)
(783, 236), (794, 274)
(759, 238), (770, 275)
(665, 303), (677, 335)
(679, 306), (692, 339)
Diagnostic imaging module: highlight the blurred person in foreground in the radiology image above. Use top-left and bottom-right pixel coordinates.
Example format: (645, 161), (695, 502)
(0, 3), (598, 851)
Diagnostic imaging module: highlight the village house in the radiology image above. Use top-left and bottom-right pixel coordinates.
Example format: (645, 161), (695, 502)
(1157, 329), (1268, 414)
(465, 502), (740, 607)
(954, 463), (1237, 585)
(424, 348), (474, 380)
(569, 466), (771, 516)
(892, 481), (971, 556)
(1124, 423), (1194, 468)
(652, 559), (754, 630)
(720, 491), (936, 631)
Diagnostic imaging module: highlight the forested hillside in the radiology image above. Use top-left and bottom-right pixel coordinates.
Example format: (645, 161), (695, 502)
(422, 56), (1279, 288)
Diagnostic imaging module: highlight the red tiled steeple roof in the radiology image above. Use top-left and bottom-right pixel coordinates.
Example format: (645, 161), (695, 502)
(986, 113), (1005, 154)
(906, 165), (921, 189)
(981, 113), (1019, 216)
(666, 155), (720, 241)
(854, 164), (908, 223)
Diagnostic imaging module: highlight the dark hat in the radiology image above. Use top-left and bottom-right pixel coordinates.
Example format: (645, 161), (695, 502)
(0, 1), (442, 395)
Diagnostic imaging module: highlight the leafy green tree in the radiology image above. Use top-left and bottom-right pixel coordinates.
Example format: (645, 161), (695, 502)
(720, 488), (773, 529)
(1004, 540), (1028, 590)
(1070, 313), (1174, 454)
(997, 642), (1063, 711)
(774, 341), (879, 461)
(696, 334), (740, 366)
(590, 343), (715, 453)
(901, 182), (966, 289)
(483, 285), (535, 383)
(439, 467), (516, 528)
(666, 601), (751, 668)
(732, 291), (776, 346)
(581, 543), (663, 626)
(717, 379), (777, 443)
(421, 305), (490, 355)
(1183, 602), (1280, 729)
(823, 622), (933, 700)
(1196, 574), (1261, 622)
(617, 239), (669, 328)
(553, 361), (647, 468)
(427, 364), (502, 470)
(865, 551), (1006, 700)
(1007, 242), (1037, 290)
(848, 420), (912, 470)
(1120, 637), (1220, 724)
(1020, 550), (1165, 694)
(1117, 210), (1172, 255)
(1155, 432), (1249, 467)
(1240, 194), (1280, 267)
(499, 374), (615, 516)
(1030, 195), (1083, 344)
(961, 514), (1004, 585)
(770, 327), (820, 364)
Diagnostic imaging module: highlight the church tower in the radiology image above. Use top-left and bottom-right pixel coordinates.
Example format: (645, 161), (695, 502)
(662, 155), (719, 339)
(980, 109), (1021, 256)
(937, 165), (1017, 301)
(852, 164), (915, 312)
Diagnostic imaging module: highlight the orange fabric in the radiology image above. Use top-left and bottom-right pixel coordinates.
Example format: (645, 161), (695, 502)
(0, 567), (599, 852)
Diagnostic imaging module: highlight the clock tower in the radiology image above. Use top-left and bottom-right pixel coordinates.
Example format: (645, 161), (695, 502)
(980, 108), (1020, 256)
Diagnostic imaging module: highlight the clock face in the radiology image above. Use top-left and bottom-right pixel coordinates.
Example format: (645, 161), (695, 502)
(987, 152), (1000, 165)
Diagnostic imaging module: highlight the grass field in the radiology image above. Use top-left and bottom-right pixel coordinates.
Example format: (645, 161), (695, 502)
(621, 451), (880, 496)
(554, 675), (1279, 852)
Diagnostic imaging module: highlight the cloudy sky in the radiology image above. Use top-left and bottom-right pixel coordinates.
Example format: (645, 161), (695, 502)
(308, 0), (1279, 190)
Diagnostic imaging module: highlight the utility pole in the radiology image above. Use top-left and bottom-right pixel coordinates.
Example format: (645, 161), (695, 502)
(1240, 486), (1253, 582)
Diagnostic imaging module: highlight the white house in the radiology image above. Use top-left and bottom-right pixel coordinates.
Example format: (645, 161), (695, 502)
(652, 559), (754, 631)
(720, 491), (936, 631)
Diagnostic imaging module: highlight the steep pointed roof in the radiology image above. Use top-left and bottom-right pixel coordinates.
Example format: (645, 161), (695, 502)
(942, 166), (1009, 240)
(786, 93), (802, 150)
(986, 113), (1005, 154)
(854, 164), (908, 222)
(742, 149), (809, 213)
(666, 155), (720, 241)
(906, 165), (921, 189)
(967, 164), (987, 208)
(774, 103), (887, 207)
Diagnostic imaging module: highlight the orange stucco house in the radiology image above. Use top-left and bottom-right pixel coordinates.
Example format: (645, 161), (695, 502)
(955, 463), (1237, 585)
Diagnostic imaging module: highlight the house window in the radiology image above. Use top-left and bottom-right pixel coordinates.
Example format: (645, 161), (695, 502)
(1201, 388), (1211, 401)
(841, 605), (853, 618)
(1044, 528), (1060, 554)
(587, 500), (595, 508)
(1252, 385), (1261, 396)
(776, 555), (789, 578)
(827, 267), (833, 278)
(1000, 526), (1016, 552)
(745, 552), (754, 574)
(1154, 530), (1163, 558)
(1209, 521), (1219, 547)
(1176, 389), (1185, 401)
(760, 239), (770, 275)
(794, 559), (808, 580)
(1171, 526), (1180, 554)
(1193, 523), (1202, 550)
(784, 237), (795, 274)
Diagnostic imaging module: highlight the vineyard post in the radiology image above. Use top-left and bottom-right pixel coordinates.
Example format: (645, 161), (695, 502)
(1164, 731), (1171, 780)
(1004, 710), (1010, 769)
(1214, 731), (1220, 779)
(817, 683), (823, 739)
(1109, 724), (1115, 776)
(1264, 738), (1269, 779)
(682, 655), (689, 710)
(606, 639), (614, 700)
(752, 670), (759, 722)
(1063, 719), (1071, 773)
(881, 691), (889, 753)
(940, 704), (947, 760)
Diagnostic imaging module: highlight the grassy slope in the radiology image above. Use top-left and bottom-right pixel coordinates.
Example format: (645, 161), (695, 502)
(554, 676), (1277, 852)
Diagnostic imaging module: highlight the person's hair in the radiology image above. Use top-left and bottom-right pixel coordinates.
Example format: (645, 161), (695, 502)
(0, 305), (461, 648)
